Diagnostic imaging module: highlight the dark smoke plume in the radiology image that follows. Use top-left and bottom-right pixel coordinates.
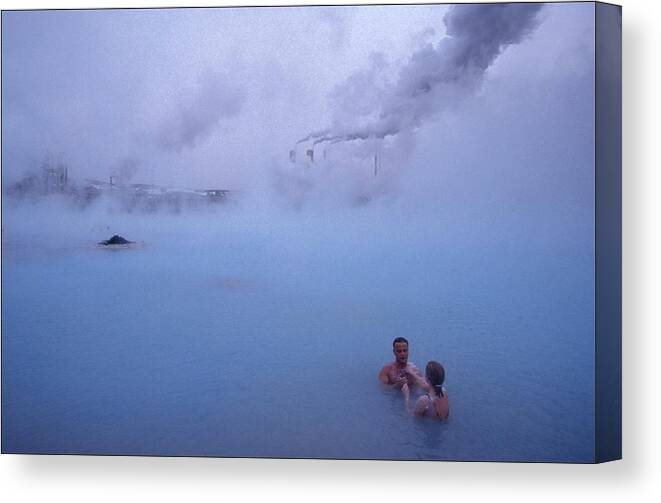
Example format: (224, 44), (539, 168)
(296, 129), (330, 145)
(296, 3), (543, 147)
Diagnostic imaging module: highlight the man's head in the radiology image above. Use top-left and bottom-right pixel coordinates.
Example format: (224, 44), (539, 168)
(392, 337), (409, 365)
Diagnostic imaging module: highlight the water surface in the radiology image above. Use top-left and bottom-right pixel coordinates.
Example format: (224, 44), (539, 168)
(2, 202), (594, 461)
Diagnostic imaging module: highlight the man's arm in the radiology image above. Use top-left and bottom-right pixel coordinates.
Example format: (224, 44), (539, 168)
(407, 364), (430, 391)
(408, 363), (423, 378)
(378, 365), (392, 385)
(402, 383), (411, 409)
(379, 364), (405, 388)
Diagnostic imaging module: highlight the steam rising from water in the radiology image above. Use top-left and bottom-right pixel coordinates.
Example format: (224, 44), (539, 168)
(156, 69), (245, 153)
(110, 157), (140, 184)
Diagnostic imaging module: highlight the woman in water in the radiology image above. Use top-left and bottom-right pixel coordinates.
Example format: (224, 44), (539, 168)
(404, 361), (449, 420)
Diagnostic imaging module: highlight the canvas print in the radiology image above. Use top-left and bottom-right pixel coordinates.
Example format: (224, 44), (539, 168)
(1, 2), (621, 462)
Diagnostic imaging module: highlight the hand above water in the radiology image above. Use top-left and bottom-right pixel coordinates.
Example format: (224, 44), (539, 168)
(402, 382), (411, 407)
(392, 374), (408, 388)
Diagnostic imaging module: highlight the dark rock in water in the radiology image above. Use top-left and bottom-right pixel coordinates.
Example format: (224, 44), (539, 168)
(99, 235), (132, 245)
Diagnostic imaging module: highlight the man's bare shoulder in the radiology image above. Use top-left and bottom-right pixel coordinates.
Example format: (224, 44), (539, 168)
(380, 362), (396, 371)
(378, 362), (395, 382)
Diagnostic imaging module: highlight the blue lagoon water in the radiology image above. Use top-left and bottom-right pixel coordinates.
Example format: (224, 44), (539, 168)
(1, 200), (595, 461)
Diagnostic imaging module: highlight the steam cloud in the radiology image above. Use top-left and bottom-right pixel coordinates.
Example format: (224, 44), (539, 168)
(110, 157), (140, 184)
(297, 3), (543, 147)
(157, 70), (245, 153)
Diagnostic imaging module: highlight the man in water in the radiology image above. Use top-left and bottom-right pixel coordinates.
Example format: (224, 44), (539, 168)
(378, 337), (425, 399)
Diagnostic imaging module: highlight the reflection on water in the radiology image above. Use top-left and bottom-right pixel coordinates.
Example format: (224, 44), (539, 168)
(1, 205), (594, 461)
(413, 420), (447, 461)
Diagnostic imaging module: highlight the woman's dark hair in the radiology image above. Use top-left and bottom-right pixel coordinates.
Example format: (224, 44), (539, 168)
(425, 361), (445, 397)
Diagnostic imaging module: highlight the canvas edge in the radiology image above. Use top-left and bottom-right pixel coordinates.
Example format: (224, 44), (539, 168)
(594, 1), (622, 464)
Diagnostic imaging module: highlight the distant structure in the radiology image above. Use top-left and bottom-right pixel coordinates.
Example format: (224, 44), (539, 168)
(5, 164), (234, 213)
(202, 189), (230, 203)
(6, 159), (70, 198)
(43, 164), (69, 193)
(288, 138), (380, 176)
